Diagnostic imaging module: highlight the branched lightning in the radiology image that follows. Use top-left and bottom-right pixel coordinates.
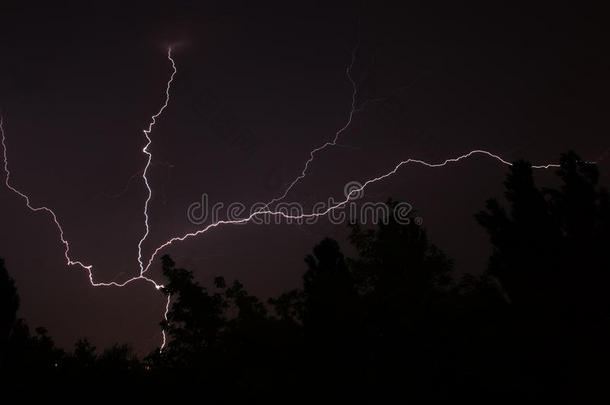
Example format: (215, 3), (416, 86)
(263, 45), (360, 209)
(0, 46), (573, 351)
(140, 149), (561, 274)
(92, 161), (175, 201)
(0, 48), (177, 349)
(263, 44), (419, 210)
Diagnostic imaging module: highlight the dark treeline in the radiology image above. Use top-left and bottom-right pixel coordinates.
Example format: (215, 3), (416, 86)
(1, 152), (609, 400)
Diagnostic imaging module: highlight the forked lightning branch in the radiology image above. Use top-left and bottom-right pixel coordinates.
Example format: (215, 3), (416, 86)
(0, 47), (563, 349)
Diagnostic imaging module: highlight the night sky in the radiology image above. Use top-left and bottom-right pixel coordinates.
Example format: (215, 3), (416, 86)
(0, 2), (608, 352)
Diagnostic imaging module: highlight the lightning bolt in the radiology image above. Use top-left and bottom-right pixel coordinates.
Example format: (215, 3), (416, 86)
(0, 46), (575, 351)
(0, 48), (177, 349)
(262, 45), (360, 209)
(262, 44), (419, 210)
(138, 48), (177, 277)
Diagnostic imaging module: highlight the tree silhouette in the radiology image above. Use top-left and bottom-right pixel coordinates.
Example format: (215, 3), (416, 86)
(0, 258), (19, 369)
(72, 338), (97, 369)
(477, 152), (610, 317)
(267, 201), (456, 400)
(155, 254), (295, 399)
(348, 201), (455, 400)
(158, 255), (227, 369)
(476, 152), (610, 398)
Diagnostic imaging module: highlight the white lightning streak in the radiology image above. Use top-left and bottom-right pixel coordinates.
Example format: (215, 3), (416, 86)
(262, 45), (360, 209)
(141, 149), (561, 274)
(0, 47), (568, 353)
(138, 48), (177, 276)
(0, 48), (178, 350)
